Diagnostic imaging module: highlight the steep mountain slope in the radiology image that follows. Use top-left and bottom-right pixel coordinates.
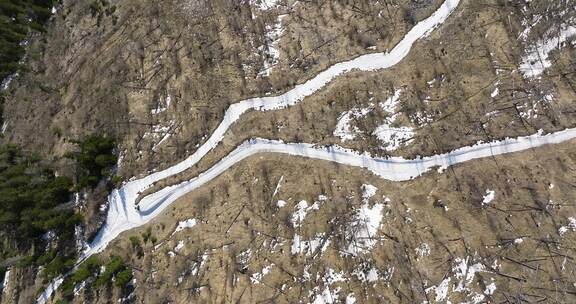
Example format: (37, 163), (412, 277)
(0, 0), (575, 303)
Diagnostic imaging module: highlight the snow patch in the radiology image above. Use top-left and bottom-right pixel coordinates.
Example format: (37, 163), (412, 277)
(334, 106), (373, 142)
(143, 121), (175, 151)
(373, 125), (415, 151)
(191, 251), (209, 276)
(343, 203), (384, 256)
(82, 0), (463, 265)
(252, 0), (280, 10)
(291, 200), (321, 228)
(426, 277), (451, 302)
(172, 218), (197, 235)
(36, 277), (64, 304)
(2, 268), (10, 293)
(291, 233), (330, 256)
(258, 13), (286, 77)
(174, 240), (185, 252)
(250, 264), (274, 284)
(272, 175), (284, 198)
(519, 26), (576, 78)
(415, 243), (431, 258)
(559, 217), (576, 236)
(373, 89), (415, 150)
(482, 189), (495, 205)
(490, 83), (499, 98)
(361, 184), (377, 202)
(484, 282), (496, 295)
(453, 257), (486, 292)
(352, 263), (380, 283)
(426, 256), (490, 302)
(379, 89), (402, 114)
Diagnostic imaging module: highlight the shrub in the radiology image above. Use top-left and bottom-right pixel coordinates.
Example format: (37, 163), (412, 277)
(141, 227), (152, 244)
(61, 256), (101, 297)
(114, 269), (132, 288)
(0, 144), (82, 281)
(0, 0), (58, 82)
(93, 255), (127, 288)
(0, 144), (76, 247)
(129, 236), (140, 249)
(67, 135), (117, 189)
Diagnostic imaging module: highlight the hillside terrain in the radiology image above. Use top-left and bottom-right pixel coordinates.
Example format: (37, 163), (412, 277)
(1, 0), (576, 303)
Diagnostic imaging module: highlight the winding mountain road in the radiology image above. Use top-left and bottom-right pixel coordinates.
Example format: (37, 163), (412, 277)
(39, 0), (576, 302)
(84, 0), (462, 258)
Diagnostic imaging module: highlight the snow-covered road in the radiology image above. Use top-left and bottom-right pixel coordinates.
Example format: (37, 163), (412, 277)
(37, 0), (470, 302)
(83, 0), (461, 256)
(89, 128), (576, 258)
(92, 0), (461, 239)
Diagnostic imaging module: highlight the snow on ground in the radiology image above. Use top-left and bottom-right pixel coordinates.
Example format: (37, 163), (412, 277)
(427, 277), (451, 302)
(252, 0), (280, 11)
(324, 268), (346, 285)
(174, 240), (185, 252)
(352, 262), (380, 283)
(310, 268), (346, 303)
(250, 264), (274, 284)
(361, 184), (377, 202)
(482, 189), (495, 205)
(36, 277), (64, 304)
(373, 89), (415, 151)
(172, 218), (197, 236)
(343, 202), (384, 256)
(291, 233), (330, 256)
(333, 106), (373, 141)
(143, 121), (175, 151)
(258, 11), (286, 77)
(237, 248), (252, 265)
(490, 81), (500, 98)
(151, 105), (166, 115)
(73, 280), (86, 296)
(291, 200), (320, 228)
(86, 0), (462, 237)
(312, 286), (341, 304)
(453, 257), (486, 292)
(518, 93), (554, 120)
(519, 25), (576, 78)
(373, 125), (415, 151)
(2, 268), (10, 293)
(1, 72), (17, 91)
(559, 217), (576, 236)
(191, 251), (209, 276)
(484, 281), (497, 295)
(150, 93), (170, 114)
(426, 256), (490, 303)
(415, 243), (431, 258)
(379, 89), (402, 114)
(35, 2), (481, 301)
(518, 10), (542, 41)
